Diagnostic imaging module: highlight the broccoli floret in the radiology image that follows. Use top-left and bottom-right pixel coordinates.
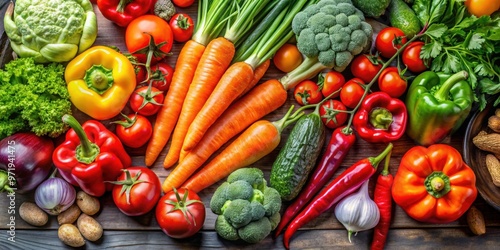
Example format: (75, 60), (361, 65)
(282, 0), (373, 89)
(269, 212), (281, 231)
(223, 199), (253, 229)
(215, 215), (240, 241)
(210, 168), (282, 244)
(263, 187), (282, 217)
(226, 180), (254, 201)
(227, 168), (266, 190)
(237, 217), (272, 244)
(249, 201), (266, 221)
(210, 182), (230, 214)
(153, 0), (176, 22)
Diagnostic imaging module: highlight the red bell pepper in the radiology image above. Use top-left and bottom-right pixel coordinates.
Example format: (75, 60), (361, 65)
(97, 0), (154, 27)
(53, 115), (131, 197)
(353, 91), (407, 143)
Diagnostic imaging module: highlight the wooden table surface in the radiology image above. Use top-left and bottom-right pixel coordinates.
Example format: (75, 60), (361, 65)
(1, 2), (499, 249)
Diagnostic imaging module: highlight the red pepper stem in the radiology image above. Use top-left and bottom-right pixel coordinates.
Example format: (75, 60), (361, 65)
(433, 71), (468, 102)
(0, 170), (14, 193)
(62, 114), (100, 164)
(381, 148), (392, 176)
(344, 33), (423, 130)
(368, 143), (393, 169)
(116, 0), (133, 13)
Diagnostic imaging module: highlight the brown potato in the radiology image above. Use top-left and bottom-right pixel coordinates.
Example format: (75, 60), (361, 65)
(57, 203), (81, 225)
(76, 191), (100, 215)
(19, 202), (48, 227)
(77, 213), (103, 242)
(58, 224), (85, 247)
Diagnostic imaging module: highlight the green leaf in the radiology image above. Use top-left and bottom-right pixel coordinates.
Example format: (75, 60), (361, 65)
(454, 16), (478, 30)
(430, 53), (444, 72)
(474, 64), (494, 77)
(421, 41), (442, 59)
(466, 33), (485, 50)
(425, 23), (448, 39)
(413, 0), (448, 27)
(479, 78), (500, 94)
(442, 54), (460, 73)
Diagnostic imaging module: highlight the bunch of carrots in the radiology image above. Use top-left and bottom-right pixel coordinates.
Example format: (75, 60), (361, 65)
(145, 0), (330, 193)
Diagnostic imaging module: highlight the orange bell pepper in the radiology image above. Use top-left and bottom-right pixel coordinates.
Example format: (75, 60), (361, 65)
(392, 144), (477, 224)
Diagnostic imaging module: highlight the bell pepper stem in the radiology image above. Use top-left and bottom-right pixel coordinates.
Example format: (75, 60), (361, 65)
(116, 0), (133, 13)
(369, 107), (393, 130)
(84, 65), (114, 95)
(62, 115), (100, 164)
(434, 71), (468, 102)
(0, 170), (14, 193)
(368, 143), (393, 169)
(425, 171), (451, 198)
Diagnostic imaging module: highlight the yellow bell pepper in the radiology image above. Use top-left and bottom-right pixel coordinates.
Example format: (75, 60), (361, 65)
(65, 46), (136, 120)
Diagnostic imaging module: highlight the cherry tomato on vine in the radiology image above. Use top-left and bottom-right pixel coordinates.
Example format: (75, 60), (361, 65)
(375, 27), (408, 58)
(150, 62), (174, 92)
(340, 78), (366, 109)
(169, 13), (194, 43)
(112, 167), (161, 216)
(378, 67), (407, 98)
(129, 85), (164, 116)
(156, 188), (206, 239)
(114, 114), (153, 148)
(402, 41), (429, 73)
(319, 99), (348, 129)
(173, 0), (195, 8)
(125, 15), (173, 65)
(293, 80), (323, 105)
(319, 71), (345, 98)
(350, 54), (383, 84)
(273, 43), (303, 73)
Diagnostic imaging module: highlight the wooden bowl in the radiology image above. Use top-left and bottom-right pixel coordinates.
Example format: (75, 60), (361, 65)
(463, 103), (500, 211)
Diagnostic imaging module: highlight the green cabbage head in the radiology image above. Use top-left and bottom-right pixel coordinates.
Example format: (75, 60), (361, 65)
(3, 0), (97, 63)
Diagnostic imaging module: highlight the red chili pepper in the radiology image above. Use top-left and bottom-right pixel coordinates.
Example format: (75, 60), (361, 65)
(97, 0), (154, 27)
(370, 148), (394, 250)
(52, 115), (132, 197)
(353, 91), (407, 143)
(273, 126), (356, 238)
(282, 143), (393, 250)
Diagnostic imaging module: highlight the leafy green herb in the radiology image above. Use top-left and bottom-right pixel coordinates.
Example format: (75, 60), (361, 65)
(0, 57), (72, 139)
(415, 0), (500, 109)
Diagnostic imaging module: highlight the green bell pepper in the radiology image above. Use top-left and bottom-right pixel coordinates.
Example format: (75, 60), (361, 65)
(405, 70), (473, 146)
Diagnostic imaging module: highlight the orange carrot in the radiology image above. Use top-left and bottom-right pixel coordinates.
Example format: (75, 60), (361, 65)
(179, 59), (270, 161)
(163, 37), (235, 168)
(161, 79), (288, 193)
(181, 61), (254, 152)
(182, 105), (303, 193)
(241, 59), (270, 97)
(145, 40), (205, 166)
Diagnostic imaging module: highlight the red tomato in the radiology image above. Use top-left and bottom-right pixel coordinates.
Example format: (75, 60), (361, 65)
(340, 78), (366, 109)
(125, 15), (173, 64)
(129, 85), (164, 116)
(156, 188), (206, 239)
(378, 67), (407, 98)
(319, 99), (348, 129)
(112, 167), (161, 216)
(350, 54), (383, 84)
(169, 13), (194, 43)
(402, 41), (429, 73)
(375, 27), (408, 58)
(115, 114), (153, 148)
(135, 65), (147, 84)
(319, 71), (345, 98)
(173, 0), (195, 8)
(293, 80), (323, 106)
(150, 62), (174, 91)
(273, 43), (303, 73)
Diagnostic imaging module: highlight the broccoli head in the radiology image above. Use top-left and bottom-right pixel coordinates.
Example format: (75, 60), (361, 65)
(291, 0), (372, 72)
(210, 168), (282, 244)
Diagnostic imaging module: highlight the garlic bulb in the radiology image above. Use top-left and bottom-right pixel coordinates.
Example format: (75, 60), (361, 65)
(334, 180), (380, 242)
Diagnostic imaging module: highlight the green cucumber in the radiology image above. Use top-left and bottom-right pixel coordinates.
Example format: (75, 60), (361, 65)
(388, 0), (421, 38)
(270, 111), (325, 201)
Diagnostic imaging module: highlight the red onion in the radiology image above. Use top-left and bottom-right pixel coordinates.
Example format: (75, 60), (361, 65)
(0, 133), (54, 193)
(35, 173), (76, 215)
